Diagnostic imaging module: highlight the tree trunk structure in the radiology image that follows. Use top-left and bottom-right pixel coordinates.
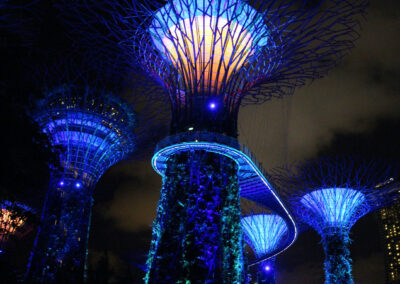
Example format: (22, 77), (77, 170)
(26, 177), (93, 284)
(323, 233), (353, 284)
(145, 150), (243, 283)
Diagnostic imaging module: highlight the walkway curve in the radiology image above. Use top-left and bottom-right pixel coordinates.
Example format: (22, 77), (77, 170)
(152, 131), (297, 265)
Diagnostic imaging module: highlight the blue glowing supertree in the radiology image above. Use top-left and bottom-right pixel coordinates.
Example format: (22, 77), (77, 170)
(26, 78), (168, 283)
(22, 49), (172, 282)
(241, 214), (288, 284)
(26, 84), (136, 283)
(59, 0), (368, 282)
(272, 156), (399, 284)
(24, 58), (170, 284)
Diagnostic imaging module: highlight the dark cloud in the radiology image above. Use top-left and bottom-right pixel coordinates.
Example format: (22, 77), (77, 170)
(238, 0), (400, 169)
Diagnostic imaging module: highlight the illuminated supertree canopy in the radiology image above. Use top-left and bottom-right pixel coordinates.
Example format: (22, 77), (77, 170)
(241, 214), (288, 284)
(272, 156), (399, 284)
(0, 201), (34, 254)
(242, 214), (288, 259)
(33, 85), (136, 187)
(58, 1), (368, 282)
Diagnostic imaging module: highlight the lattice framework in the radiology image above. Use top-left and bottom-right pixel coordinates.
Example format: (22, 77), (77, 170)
(241, 214), (288, 258)
(59, 0), (368, 135)
(33, 85), (136, 187)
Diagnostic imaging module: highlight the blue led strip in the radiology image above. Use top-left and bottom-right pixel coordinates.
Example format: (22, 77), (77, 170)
(152, 132), (297, 264)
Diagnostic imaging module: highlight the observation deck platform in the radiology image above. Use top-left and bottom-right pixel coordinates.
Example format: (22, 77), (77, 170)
(152, 131), (297, 264)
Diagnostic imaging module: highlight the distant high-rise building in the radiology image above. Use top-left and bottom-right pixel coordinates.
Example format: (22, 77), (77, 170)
(379, 201), (400, 284)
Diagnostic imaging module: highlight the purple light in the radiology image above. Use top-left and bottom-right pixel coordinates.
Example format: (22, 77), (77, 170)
(264, 265), (271, 272)
(59, 181), (64, 186)
(75, 182), (81, 188)
(208, 102), (216, 110)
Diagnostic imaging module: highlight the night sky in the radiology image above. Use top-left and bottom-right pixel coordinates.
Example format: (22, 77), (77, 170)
(1, 0), (400, 283)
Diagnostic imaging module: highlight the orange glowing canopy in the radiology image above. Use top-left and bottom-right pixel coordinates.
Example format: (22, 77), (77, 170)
(150, 0), (268, 94)
(0, 208), (26, 239)
(163, 16), (253, 92)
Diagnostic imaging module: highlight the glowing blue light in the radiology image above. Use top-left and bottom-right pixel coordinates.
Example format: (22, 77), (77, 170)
(241, 214), (287, 257)
(59, 181), (64, 186)
(35, 108), (135, 184)
(209, 102), (216, 110)
(264, 265), (271, 272)
(75, 182), (81, 188)
(300, 188), (366, 229)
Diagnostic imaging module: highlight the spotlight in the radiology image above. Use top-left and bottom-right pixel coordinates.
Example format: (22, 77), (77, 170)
(208, 102), (217, 110)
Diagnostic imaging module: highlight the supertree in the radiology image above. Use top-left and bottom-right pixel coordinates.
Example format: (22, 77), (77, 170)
(59, 0), (368, 282)
(24, 55), (169, 283)
(241, 214), (288, 284)
(271, 156), (399, 284)
(26, 86), (136, 283)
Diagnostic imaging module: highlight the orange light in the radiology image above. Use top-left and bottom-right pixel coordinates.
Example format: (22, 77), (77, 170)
(163, 16), (253, 93)
(0, 209), (25, 236)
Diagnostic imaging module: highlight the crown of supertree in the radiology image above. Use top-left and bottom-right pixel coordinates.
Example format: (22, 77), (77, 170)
(241, 214), (288, 260)
(0, 200), (34, 251)
(32, 85), (136, 187)
(28, 52), (170, 186)
(272, 155), (398, 236)
(59, 0), (368, 136)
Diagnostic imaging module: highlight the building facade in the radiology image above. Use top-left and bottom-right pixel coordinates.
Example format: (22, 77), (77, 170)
(380, 202), (400, 284)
